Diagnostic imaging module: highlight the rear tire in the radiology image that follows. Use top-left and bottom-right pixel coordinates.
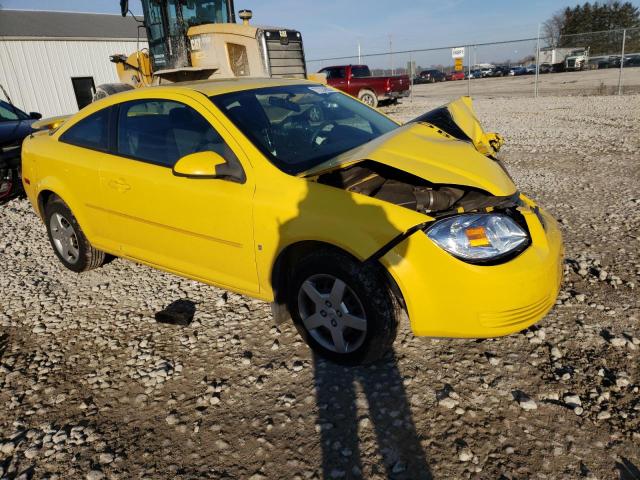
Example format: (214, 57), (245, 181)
(0, 167), (23, 204)
(358, 89), (378, 108)
(288, 248), (399, 365)
(92, 83), (134, 102)
(45, 197), (105, 272)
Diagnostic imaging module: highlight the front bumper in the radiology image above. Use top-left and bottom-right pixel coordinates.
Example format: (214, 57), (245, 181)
(381, 205), (563, 338)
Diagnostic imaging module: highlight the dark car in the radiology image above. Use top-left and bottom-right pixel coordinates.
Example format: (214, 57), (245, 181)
(1, 99), (41, 203)
(488, 66), (510, 77)
(539, 63), (552, 73)
(415, 69), (446, 83)
(625, 55), (640, 67)
(508, 66), (527, 76)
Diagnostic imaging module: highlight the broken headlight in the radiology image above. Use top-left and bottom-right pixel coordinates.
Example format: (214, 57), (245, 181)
(426, 213), (529, 263)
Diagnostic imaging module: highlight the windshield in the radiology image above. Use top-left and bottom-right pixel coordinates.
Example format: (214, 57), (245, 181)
(180, 0), (231, 26)
(210, 85), (399, 174)
(0, 100), (28, 122)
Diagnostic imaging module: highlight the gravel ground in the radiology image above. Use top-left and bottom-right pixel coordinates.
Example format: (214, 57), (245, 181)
(1, 93), (639, 480)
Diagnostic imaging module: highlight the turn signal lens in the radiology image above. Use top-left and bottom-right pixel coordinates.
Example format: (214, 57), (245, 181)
(465, 226), (490, 247)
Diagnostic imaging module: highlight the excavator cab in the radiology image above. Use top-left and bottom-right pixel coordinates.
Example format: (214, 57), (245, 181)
(140, 0), (234, 72)
(99, 0), (311, 98)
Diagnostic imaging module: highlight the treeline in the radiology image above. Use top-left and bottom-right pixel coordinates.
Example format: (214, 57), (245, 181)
(544, 2), (640, 54)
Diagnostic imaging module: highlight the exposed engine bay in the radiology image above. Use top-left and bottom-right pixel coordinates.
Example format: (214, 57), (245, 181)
(317, 160), (520, 217)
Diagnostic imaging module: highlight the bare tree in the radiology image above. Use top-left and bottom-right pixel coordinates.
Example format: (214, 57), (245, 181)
(543, 11), (565, 47)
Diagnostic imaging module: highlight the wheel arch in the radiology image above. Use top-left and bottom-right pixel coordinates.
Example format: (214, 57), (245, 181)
(270, 240), (406, 324)
(358, 88), (377, 99)
(35, 184), (97, 241)
(37, 189), (58, 219)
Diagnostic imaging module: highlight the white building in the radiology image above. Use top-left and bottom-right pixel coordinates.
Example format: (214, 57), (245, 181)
(0, 10), (146, 117)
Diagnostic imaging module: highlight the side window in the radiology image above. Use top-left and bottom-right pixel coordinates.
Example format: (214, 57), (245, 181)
(351, 66), (370, 78)
(324, 68), (345, 80)
(60, 108), (110, 151)
(0, 102), (27, 121)
(116, 99), (238, 168)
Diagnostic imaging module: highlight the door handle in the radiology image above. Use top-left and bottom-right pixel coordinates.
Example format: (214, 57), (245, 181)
(108, 179), (131, 192)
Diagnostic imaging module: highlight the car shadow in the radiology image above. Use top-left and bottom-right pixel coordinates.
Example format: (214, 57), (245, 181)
(273, 180), (431, 478)
(0, 333), (8, 361)
(314, 350), (432, 479)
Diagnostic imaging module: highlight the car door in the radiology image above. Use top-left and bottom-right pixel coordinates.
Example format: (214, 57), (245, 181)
(99, 94), (259, 295)
(325, 67), (349, 92)
(51, 106), (115, 245)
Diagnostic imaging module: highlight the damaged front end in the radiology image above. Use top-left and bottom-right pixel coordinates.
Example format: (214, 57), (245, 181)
(313, 159), (521, 219)
(298, 96), (562, 338)
(302, 96), (535, 265)
(303, 96), (521, 219)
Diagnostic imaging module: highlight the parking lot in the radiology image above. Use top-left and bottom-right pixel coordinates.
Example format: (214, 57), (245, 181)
(410, 67), (640, 99)
(1, 89), (639, 479)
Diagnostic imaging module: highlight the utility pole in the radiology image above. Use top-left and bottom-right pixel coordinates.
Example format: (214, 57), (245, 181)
(535, 23), (541, 98)
(467, 45), (471, 97)
(618, 29), (626, 96)
(389, 34), (394, 75)
(357, 39), (361, 64)
(409, 51), (414, 103)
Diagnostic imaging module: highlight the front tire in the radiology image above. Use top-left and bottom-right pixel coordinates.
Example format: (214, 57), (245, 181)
(45, 198), (105, 272)
(288, 249), (399, 365)
(358, 89), (378, 108)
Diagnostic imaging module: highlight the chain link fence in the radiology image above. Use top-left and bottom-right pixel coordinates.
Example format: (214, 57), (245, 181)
(306, 27), (640, 100)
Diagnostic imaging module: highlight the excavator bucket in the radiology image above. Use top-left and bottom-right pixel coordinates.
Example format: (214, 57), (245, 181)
(410, 96), (504, 157)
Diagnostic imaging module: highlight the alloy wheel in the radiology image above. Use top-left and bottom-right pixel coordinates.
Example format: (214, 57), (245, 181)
(297, 274), (367, 354)
(49, 213), (80, 264)
(361, 94), (375, 106)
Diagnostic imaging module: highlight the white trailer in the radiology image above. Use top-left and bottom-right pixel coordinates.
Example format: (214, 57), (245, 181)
(539, 47), (577, 66)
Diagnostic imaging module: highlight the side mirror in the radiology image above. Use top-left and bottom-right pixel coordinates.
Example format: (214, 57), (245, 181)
(29, 112), (42, 120)
(120, 0), (129, 17)
(172, 151), (245, 183)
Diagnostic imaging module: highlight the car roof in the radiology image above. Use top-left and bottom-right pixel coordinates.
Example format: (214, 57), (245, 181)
(145, 77), (318, 97)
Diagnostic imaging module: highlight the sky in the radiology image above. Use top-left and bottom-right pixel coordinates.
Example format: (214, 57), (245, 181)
(1, 0), (634, 68)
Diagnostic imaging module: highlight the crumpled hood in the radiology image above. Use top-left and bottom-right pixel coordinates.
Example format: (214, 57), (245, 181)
(302, 122), (517, 197)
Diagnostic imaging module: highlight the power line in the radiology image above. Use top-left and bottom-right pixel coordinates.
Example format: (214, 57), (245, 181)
(307, 26), (639, 63)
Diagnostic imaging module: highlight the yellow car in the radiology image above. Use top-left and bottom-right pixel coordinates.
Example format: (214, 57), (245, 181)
(22, 78), (563, 364)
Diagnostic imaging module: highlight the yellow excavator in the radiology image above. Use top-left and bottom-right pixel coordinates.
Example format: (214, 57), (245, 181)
(95, 0), (319, 98)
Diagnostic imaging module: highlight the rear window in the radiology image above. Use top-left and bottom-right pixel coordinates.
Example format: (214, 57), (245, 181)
(351, 66), (371, 78)
(322, 67), (346, 79)
(59, 108), (110, 151)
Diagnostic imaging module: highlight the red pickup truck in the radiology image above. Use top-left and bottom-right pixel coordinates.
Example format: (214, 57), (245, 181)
(318, 65), (410, 108)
